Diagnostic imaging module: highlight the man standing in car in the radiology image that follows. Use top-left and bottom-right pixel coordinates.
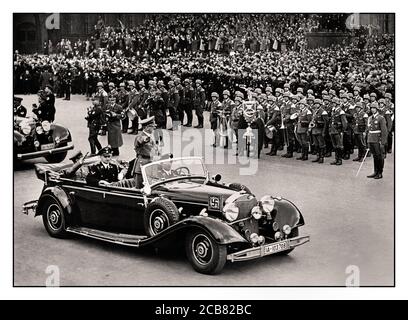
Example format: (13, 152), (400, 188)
(130, 116), (159, 189)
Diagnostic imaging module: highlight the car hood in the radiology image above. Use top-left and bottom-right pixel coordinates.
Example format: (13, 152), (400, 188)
(157, 181), (238, 205)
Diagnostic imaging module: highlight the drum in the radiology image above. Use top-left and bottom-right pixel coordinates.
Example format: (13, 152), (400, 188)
(265, 125), (275, 139)
(290, 112), (299, 120)
(127, 108), (137, 121)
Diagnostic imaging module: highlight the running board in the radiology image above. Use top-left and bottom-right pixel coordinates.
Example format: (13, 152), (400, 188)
(66, 227), (147, 247)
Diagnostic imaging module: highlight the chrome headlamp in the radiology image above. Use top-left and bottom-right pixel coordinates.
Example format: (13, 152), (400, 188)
(19, 120), (31, 135)
(223, 202), (239, 222)
(42, 121), (51, 132)
(35, 126), (44, 135)
(260, 195), (275, 213)
(283, 224), (292, 235)
(251, 206), (262, 220)
(55, 136), (61, 144)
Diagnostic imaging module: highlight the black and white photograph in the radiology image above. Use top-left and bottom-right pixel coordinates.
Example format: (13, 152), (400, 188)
(11, 9), (396, 288)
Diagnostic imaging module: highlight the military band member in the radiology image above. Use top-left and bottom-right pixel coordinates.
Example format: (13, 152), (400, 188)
(297, 87), (304, 99)
(209, 92), (223, 147)
(175, 77), (185, 124)
(341, 93), (354, 160)
(265, 86), (273, 100)
(117, 82), (129, 133)
(384, 92), (394, 153)
(95, 82), (108, 135)
(193, 79), (206, 128)
(86, 146), (125, 187)
(181, 79), (194, 127)
(167, 80), (180, 130)
(157, 80), (169, 129)
(366, 102), (388, 179)
(85, 97), (103, 155)
(105, 95), (124, 156)
(108, 82), (118, 99)
(130, 116), (159, 189)
(231, 91), (244, 155)
(353, 86), (362, 103)
(13, 96), (27, 118)
(305, 95), (315, 155)
(265, 95), (281, 156)
(329, 97), (347, 165)
(126, 80), (140, 134)
(310, 99), (328, 163)
(281, 92), (296, 158)
(295, 99), (312, 160)
(351, 101), (368, 162)
(322, 95), (333, 157)
(221, 90), (234, 148)
(362, 94), (371, 113)
(378, 98), (392, 157)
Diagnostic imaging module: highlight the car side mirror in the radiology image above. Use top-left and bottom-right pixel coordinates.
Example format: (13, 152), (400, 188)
(212, 174), (222, 182)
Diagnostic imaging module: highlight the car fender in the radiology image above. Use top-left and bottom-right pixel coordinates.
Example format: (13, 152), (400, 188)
(14, 131), (25, 145)
(51, 123), (71, 141)
(35, 186), (73, 217)
(173, 215), (248, 245)
(273, 197), (305, 229)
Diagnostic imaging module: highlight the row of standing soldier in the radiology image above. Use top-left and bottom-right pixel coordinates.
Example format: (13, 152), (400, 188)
(86, 80), (393, 167)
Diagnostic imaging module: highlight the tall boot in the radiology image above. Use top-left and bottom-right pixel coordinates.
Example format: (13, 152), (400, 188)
(336, 149), (343, 165)
(302, 146), (309, 160)
(374, 158), (384, 179)
(311, 145), (317, 155)
(266, 145), (277, 156)
(296, 148), (304, 160)
(330, 149), (338, 165)
(312, 147), (320, 162)
(318, 147), (325, 163)
(353, 149), (362, 161)
(367, 157), (378, 178)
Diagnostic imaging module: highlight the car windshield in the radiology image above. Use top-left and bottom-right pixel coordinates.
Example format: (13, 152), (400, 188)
(143, 157), (207, 186)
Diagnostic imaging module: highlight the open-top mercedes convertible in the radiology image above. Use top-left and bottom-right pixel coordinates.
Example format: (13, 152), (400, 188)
(22, 156), (309, 274)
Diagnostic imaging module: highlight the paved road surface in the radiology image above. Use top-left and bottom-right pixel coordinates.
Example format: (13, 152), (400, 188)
(13, 95), (394, 286)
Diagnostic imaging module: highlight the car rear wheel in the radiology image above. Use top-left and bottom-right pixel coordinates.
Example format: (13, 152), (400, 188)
(185, 229), (227, 275)
(41, 197), (68, 238)
(45, 151), (67, 163)
(144, 197), (180, 237)
(277, 227), (299, 255)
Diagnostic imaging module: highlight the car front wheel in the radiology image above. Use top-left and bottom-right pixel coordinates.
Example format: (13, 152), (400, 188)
(185, 230), (227, 275)
(144, 197), (180, 237)
(41, 197), (68, 238)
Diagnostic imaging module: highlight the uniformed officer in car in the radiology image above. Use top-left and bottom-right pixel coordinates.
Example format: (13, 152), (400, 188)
(86, 146), (126, 186)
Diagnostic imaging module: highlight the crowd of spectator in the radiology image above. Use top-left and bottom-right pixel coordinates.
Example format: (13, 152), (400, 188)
(13, 14), (394, 101)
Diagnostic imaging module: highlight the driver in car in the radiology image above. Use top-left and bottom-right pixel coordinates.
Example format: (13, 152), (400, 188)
(155, 154), (176, 181)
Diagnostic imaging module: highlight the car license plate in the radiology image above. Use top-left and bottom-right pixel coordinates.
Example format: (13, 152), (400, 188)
(41, 143), (55, 150)
(264, 240), (290, 254)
